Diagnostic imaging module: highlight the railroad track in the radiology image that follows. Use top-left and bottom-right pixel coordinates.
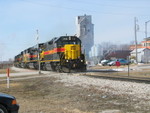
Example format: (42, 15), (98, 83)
(82, 72), (150, 84)
(8, 67), (150, 84)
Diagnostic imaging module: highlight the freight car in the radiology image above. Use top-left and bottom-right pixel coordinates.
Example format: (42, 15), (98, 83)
(14, 36), (86, 72)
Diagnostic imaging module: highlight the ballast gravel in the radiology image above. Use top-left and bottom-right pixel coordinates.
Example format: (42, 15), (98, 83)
(49, 73), (150, 100)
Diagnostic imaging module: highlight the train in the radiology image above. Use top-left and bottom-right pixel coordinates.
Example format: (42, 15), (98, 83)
(14, 36), (87, 72)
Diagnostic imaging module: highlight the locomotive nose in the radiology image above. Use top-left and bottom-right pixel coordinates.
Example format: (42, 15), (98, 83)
(64, 44), (80, 60)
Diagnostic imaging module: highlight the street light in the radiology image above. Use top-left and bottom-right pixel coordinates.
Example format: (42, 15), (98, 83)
(145, 20), (150, 48)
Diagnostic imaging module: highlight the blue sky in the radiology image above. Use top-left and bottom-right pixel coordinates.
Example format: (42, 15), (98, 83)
(0, 0), (150, 61)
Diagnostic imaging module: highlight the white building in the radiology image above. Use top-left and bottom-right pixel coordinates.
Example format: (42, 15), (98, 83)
(76, 14), (94, 58)
(89, 44), (103, 64)
(130, 48), (150, 63)
(90, 44), (103, 57)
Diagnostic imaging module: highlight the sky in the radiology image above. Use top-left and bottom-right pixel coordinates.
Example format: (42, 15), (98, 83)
(0, 0), (150, 61)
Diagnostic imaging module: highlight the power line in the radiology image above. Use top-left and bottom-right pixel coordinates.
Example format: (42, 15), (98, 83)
(67, 0), (150, 9)
(21, 0), (150, 16)
(0, 42), (35, 46)
(138, 30), (150, 34)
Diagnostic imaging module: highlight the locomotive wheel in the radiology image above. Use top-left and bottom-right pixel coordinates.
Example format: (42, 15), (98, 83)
(51, 65), (56, 71)
(80, 65), (87, 72)
(61, 67), (70, 73)
(43, 64), (48, 71)
(45, 65), (48, 71)
(55, 65), (61, 72)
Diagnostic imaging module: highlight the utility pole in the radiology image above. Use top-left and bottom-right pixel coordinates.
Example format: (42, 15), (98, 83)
(145, 20), (150, 43)
(134, 17), (138, 64)
(36, 29), (41, 74)
(145, 20), (150, 63)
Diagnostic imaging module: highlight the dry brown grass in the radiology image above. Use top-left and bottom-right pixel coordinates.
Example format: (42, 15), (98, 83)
(88, 64), (150, 78)
(0, 65), (150, 112)
(0, 76), (149, 113)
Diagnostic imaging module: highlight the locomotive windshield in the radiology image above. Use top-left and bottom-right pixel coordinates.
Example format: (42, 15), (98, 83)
(62, 40), (80, 45)
(57, 36), (81, 47)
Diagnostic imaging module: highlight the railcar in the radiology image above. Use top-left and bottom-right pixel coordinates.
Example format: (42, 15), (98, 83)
(15, 44), (44, 69)
(14, 54), (22, 67)
(14, 36), (86, 72)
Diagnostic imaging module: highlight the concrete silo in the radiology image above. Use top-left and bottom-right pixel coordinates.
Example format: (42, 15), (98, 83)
(76, 14), (94, 59)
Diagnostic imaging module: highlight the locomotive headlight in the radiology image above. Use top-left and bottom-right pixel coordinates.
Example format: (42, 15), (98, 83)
(66, 60), (69, 62)
(81, 60), (83, 62)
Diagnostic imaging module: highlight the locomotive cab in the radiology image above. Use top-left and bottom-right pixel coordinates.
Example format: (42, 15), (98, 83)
(56, 36), (81, 59)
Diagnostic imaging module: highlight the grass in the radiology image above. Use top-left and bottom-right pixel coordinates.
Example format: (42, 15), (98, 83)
(88, 64), (150, 78)
(0, 76), (149, 113)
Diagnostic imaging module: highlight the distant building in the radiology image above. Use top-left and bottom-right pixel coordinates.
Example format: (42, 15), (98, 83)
(103, 50), (131, 60)
(130, 48), (150, 63)
(141, 37), (150, 49)
(130, 37), (150, 50)
(90, 44), (103, 58)
(76, 14), (94, 59)
(89, 44), (102, 64)
(129, 44), (142, 50)
(129, 38), (150, 63)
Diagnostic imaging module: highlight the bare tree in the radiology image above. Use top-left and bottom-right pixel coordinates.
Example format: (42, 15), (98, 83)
(118, 44), (130, 50)
(97, 42), (130, 60)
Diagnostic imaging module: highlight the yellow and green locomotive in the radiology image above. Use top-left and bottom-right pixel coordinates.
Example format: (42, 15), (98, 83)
(14, 36), (86, 72)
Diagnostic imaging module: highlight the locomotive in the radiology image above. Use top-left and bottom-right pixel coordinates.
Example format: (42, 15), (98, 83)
(14, 36), (86, 72)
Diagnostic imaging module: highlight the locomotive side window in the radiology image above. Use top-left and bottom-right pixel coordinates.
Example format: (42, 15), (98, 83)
(48, 41), (53, 45)
(57, 40), (62, 47)
(48, 42), (54, 50)
(43, 43), (48, 51)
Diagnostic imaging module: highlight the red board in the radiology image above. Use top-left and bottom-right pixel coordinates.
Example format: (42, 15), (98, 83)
(7, 68), (10, 77)
(115, 61), (120, 67)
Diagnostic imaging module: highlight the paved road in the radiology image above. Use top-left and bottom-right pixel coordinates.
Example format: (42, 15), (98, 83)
(1, 64), (150, 77)
(0, 67), (50, 77)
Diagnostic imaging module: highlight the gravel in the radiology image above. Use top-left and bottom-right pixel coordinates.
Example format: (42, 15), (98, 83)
(48, 73), (150, 100)
(10, 67), (150, 100)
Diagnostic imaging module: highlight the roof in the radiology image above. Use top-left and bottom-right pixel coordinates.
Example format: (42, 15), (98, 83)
(104, 50), (131, 59)
(131, 48), (150, 53)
